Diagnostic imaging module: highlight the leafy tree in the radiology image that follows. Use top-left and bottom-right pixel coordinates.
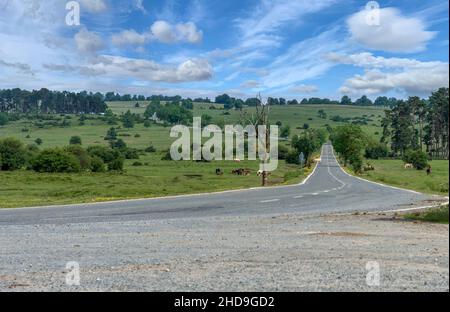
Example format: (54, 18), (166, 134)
(122, 110), (135, 128)
(69, 136), (82, 145)
(0, 137), (26, 171)
(374, 96), (389, 107)
(105, 127), (117, 140)
(330, 124), (367, 171)
(365, 141), (389, 159)
(35, 138), (43, 146)
(403, 149), (428, 170)
(354, 95), (373, 106)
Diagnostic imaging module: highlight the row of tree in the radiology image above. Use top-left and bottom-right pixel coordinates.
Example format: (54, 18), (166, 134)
(0, 88), (107, 114)
(381, 88), (449, 159)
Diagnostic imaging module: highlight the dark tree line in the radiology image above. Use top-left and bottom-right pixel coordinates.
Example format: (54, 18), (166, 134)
(381, 88), (449, 159)
(0, 88), (107, 114)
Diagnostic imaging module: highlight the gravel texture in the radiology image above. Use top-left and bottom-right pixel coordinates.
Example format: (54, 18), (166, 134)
(0, 211), (448, 292)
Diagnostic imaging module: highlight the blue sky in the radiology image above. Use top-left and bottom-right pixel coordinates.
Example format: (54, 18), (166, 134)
(0, 0), (448, 100)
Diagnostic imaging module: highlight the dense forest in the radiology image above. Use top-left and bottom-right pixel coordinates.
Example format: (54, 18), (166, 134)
(0, 88), (107, 114)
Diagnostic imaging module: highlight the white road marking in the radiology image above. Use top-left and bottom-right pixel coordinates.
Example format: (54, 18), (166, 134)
(260, 199), (280, 203)
(293, 196), (304, 199)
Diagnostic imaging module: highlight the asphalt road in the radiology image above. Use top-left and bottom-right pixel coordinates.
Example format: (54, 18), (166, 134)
(0, 144), (436, 226)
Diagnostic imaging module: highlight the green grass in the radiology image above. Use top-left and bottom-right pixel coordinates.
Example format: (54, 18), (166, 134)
(358, 159), (449, 195)
(404, 205), (449, 224)
(0, 152), (310, 208)
(0, 102), (434, 208)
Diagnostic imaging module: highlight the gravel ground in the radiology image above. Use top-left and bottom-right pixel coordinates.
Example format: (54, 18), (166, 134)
(0, 211), (448, 292)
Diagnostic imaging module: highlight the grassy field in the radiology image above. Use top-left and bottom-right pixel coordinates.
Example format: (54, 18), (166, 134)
(2, 101), (446, 208)
(0, 155), (308, 208)
(404, 205), (449, 224)
(358, 159), (449, 195)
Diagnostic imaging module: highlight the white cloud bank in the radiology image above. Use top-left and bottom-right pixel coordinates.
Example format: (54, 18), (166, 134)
(111, 21), (203, 46)
(328, 52), (449, 95)
(347, 7), (436, 52)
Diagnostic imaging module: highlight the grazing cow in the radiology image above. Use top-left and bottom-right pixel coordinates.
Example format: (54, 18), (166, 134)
(234, 158), (241, 163)
(404, 163), (414, 169)
(216, 168), (223, 176)
(427, 165), (432, 176)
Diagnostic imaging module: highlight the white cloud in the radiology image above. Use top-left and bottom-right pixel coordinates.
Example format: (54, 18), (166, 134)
(330, 53), (449, 95)
(78, 0), (108, 13)
(111, 29), (148, 46)
(111, 21), (203, 47)
(74, 28), (104, 54)
(289, 84), (319, 94)
(151, 21), (203, 44)
(347, 7), (436, 52)
(46, 56), (213, 83)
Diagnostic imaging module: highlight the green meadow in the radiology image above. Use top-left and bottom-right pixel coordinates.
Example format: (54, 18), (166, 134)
(2, 101), (447, 208)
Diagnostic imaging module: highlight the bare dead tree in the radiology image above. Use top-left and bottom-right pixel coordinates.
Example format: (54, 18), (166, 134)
(239, 93), (271, 186)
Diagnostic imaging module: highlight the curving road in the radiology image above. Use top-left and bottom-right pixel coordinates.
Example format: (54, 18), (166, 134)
(0, 144), (435, 226)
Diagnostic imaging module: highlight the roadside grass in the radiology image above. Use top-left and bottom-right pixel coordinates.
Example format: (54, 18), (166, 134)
(0, 154), (309, 208)
(403, 205), (449, 224)
(359, 159), (449, 195)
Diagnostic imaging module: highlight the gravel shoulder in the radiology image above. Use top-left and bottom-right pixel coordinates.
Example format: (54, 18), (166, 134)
(0, 211), (448, 292)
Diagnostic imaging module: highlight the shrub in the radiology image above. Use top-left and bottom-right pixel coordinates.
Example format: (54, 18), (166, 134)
(0, 137), (26, 171)
(35, 138), (43, 145)
(278, 145), (289, 160)
(90, 156), (105, 172)
(403, 149), (428, 170)
(65, 145), (91, 170)
(365, 142), (389, 159)
(108, 157), (124, 171)
(0, 112), (9, 126)
(69, 136), (82, 145)
(87, 146), (121, 163)
(145, 145), (157, 153)
(134, 134), (141, 138)
(123, 148), (140, 160)
(144, 120), (151, 128)
(31, 148), (81, 173)
(132, 161), (143, 166)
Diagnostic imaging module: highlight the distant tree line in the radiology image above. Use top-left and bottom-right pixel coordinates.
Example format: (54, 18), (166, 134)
(0, 88), (107, 114)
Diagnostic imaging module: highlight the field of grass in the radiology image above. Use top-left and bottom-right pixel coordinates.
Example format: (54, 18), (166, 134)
(404, 205), (449, 224)
(0, 102), (434, 208)
(0, 154), (308, 208)
(358, 159), (449, 195)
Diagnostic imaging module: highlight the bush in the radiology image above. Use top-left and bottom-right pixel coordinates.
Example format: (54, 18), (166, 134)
(31, 148), (81, 173)
(123, 148), (140, 160)
(0, 137), (26, 171)
(69, 136), (82, 145)
(134, 133), (141, 138)
(65, 145), (91, 170)
(0, 112), (9, 126)
(144, 120), (151, 128)
(403, 149), (428, 170)
(35, 138), (43, 145)
(286, 150), (300, 165)
(132, 161), (143, 166)
(145, 145), (157, 153)
(365, 142), (389, 159)
(90, 156), (105, 172)
(278, 145), (289, 160)
(87, 146), (121, 163)
(108, 157), (124, 171)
